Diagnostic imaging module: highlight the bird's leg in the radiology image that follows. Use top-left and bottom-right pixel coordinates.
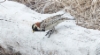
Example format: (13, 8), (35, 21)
(45, 30), (51, 36)
(48, 30), (54, 38)
(45, 27), (55, 38)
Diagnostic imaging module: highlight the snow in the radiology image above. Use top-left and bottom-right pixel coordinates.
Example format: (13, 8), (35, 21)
(0, 1), (100, 55)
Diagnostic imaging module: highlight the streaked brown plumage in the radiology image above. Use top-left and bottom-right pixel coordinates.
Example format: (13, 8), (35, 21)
(32, 14), (75, 38)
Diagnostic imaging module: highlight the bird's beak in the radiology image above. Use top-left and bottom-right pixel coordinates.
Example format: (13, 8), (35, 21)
(32, 30), (34, 33)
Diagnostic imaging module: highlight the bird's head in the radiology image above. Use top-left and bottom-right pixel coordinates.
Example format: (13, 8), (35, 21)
(32, 22), (45, 32)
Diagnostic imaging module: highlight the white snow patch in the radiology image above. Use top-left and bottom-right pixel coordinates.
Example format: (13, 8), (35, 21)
(0, 1), (100, 55)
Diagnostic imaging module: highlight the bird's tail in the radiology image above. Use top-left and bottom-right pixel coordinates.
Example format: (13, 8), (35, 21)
(56, 8), (75, 20)
(55, 13), (75, 20)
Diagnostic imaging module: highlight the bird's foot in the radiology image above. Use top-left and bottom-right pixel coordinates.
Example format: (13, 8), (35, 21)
(45, 29), (55, 38)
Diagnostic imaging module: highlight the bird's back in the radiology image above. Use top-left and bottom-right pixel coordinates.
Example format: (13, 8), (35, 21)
(40, 14), (69, 30)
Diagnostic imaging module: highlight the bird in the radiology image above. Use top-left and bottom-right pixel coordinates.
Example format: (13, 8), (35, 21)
(32, 13), (75, 38)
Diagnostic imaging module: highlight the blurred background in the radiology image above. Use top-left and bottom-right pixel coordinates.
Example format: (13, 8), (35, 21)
(8, 0), (100, 30)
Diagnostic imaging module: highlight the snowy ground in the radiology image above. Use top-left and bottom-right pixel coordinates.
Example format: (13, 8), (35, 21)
(0, 1), (100, 55)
